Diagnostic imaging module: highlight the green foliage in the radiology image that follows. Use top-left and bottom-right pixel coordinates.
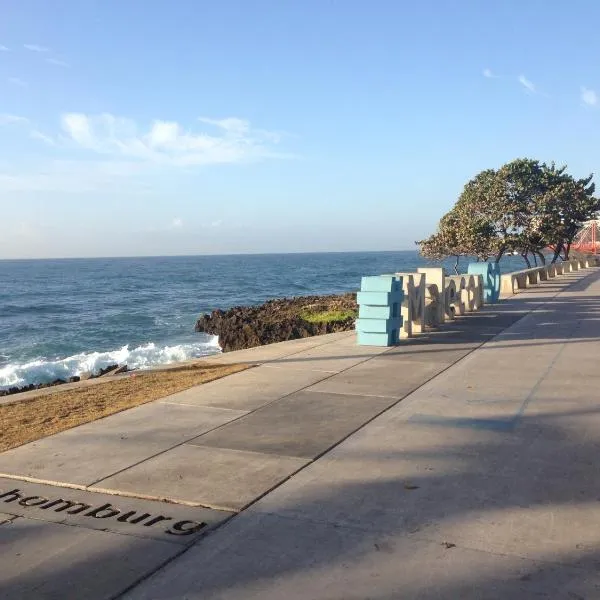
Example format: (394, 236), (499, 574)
(418, 158), (600, 265)
(299, 309), (357, 323)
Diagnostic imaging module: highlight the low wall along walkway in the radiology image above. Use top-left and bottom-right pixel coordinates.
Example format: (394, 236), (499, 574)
(499, 257), (599, 297)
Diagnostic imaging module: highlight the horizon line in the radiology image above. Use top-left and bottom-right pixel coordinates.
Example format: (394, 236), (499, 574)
(0, 248), (419, 262)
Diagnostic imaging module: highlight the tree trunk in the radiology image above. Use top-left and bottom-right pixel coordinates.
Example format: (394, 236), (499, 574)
(564, 242), (571, 260)
(521, 252), (531, 268)
(551, 243), (563, 264)
(453, 255), (460, 275)
(535, 251), (546, 265)
(532, 252), (538, 266)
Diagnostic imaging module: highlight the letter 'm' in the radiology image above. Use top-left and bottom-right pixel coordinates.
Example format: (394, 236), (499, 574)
(41, 499), (91, 514)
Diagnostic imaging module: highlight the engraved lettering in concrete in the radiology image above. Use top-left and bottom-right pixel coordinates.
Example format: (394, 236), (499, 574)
(0, 488), (206, 536)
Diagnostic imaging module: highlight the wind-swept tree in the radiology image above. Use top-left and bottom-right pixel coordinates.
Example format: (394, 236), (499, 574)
(419, 205), (497, 272)
(419, 158), (599, 267)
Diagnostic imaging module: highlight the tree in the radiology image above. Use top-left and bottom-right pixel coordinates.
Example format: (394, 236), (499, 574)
(419, 206), (497, 272)
(419, 158), (599, 268)
(537, 166), (599, 261)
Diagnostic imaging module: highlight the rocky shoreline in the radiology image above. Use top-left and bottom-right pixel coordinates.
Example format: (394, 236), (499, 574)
(3, 293), (358, 397)
(195, 293), (358, 352)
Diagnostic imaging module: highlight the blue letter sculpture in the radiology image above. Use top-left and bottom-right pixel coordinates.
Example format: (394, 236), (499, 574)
(467, 262), (500, 304)
(356, 276), (404, 346)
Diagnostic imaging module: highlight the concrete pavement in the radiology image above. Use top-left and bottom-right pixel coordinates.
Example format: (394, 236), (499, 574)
(0, 267), (598, 598)
(124, 267), (600, 600)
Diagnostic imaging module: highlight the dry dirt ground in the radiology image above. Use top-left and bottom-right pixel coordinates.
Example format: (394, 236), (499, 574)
(0, 363), (249, 452)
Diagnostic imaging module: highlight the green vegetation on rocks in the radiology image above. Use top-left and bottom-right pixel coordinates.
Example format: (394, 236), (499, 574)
(299, 309), (357, 323)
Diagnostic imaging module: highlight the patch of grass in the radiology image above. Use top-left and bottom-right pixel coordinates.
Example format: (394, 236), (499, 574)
(0, 362), (249, 452)
(299, 309), (357, 324)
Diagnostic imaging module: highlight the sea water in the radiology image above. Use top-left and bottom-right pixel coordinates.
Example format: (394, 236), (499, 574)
(0, 251), (526, 389)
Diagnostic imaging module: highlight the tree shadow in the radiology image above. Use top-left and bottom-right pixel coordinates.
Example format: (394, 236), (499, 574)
(8, 403), (594, 598)
(119, 405), (600, 599)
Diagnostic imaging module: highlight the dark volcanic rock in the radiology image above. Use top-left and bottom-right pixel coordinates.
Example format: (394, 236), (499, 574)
(0, 364), (128, 397)
(1, 377), (68, 397)
(97, 365), (128, 378)
(93, 364), (120, 377)
(195, 293), (358, 352)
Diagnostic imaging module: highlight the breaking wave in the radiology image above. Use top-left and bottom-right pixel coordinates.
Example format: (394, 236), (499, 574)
(0, 337), (221, 390)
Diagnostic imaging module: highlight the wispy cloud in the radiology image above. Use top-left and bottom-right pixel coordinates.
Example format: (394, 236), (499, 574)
(581, 86), (598, 107)
(518, 74), (536, 94)
(170, 217), (183, 229)
(0, 114), (28, 125)
(0, 116), (56, 146)
(7, 77), (27, 87)
(0, 45), (9, 52)
(58, 112), (292, 166)
(0, 112), (293, 194)
(482, 68), (498, 79)
(45, 57), (69, 68)
(30, 130), (56, 145)
(24, 44), (49, 52)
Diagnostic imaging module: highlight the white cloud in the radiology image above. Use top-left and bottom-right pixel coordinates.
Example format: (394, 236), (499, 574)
(170, 217), (183, 229)
(482, 68), (497, 78)
(581, 86), (598, 107)
(45, 58), (69, 67)
(24, 44), (49, 52)
(30, 130), (56, 145)
(518, 74), (536, 93)
(58, 112), (291, 166)
(0, 45), (9, 52)
(210, 219), (222, 228)
(0, 114), (28, 125)
(0, 112), (292, 194)
(8, 77), (27, 86)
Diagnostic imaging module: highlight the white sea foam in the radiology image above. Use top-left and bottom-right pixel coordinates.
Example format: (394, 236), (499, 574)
(0, 337), (221, 390)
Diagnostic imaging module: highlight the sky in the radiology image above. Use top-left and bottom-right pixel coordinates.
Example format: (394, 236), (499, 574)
(1, 0), (600, 259)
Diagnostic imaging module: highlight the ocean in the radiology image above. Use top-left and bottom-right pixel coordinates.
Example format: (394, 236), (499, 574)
(0, 251), (527, 389)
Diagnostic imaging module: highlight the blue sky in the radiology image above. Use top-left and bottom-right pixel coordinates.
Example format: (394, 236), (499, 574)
(1, 0), (599, 258)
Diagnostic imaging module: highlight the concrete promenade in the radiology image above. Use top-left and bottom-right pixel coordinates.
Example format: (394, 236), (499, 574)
(1, 267), (599, 598)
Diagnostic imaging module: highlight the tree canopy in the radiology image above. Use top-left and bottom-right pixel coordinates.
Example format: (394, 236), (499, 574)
(418, 158), (600, 266)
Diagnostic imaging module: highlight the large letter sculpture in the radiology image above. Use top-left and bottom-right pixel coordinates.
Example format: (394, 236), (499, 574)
(417, 268), (446, 323)
(467, 262), (500, 304)
(356, 276), (404, 346)
(393, 272), (425, 338)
